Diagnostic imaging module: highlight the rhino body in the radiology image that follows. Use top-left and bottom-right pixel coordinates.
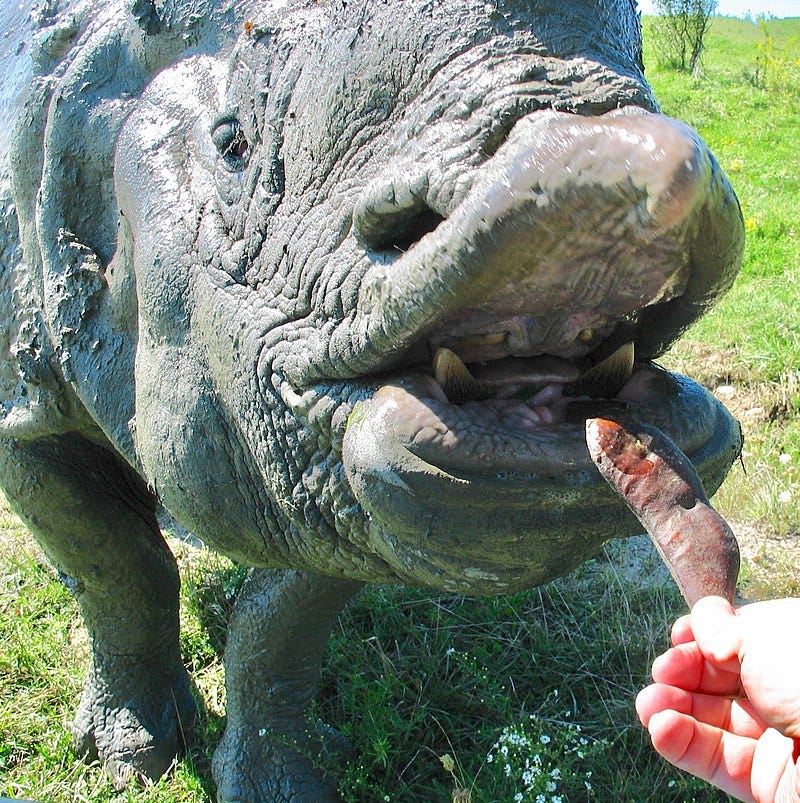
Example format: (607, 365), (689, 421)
(0, 0), (743, 799)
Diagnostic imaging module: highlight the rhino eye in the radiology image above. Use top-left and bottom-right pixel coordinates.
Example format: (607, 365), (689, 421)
(212, 116), (250, 170)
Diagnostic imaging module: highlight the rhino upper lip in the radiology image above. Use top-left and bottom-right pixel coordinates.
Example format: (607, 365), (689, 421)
(284, 108), (743, 395)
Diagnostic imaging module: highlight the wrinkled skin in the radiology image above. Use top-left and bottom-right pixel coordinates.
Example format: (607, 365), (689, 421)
(0, 0), (744, 799)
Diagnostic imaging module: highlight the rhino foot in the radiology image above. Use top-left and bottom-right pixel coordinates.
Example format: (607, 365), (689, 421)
(72, 657), (199, 789)
(213, 568), (361, 802)
(212, 720), (347, 803)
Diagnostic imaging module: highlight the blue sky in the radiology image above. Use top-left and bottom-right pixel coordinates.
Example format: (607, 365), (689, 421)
(637, 0), (799, 16)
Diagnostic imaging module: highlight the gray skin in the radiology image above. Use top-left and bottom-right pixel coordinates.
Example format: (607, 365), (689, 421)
(0, 0), (744, 800)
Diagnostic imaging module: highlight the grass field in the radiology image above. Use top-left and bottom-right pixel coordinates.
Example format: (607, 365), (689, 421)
(2, 15), (799, 803)
(646, 15), (800, 574)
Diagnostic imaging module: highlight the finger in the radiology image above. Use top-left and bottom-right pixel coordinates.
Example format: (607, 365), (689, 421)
(637, 683), (769, 738)
(750, 727), (797, 803)
(646, 709), (756, 801)
(671, 613), (694, 646)
(652, 642), (742, 696)
(690, 596), (744, 669)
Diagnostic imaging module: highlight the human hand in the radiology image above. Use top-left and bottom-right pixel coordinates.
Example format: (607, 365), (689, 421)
(636, 596), (800, 802)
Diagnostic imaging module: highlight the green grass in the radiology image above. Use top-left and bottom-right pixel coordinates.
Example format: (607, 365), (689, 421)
(316, 553), (728, 802)
(2, 15), (800, 803)
(2, 520), (729, 802)
(645, 15), (800, 540)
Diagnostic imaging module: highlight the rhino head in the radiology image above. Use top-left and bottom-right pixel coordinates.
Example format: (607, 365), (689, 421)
(17, 0), (742, 593)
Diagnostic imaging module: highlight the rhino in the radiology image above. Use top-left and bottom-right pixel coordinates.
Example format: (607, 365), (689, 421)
(0, 0), (744, 799)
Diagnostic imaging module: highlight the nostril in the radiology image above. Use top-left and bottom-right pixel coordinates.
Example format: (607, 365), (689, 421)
(353, 172), (445, 253)
(480, 114), (520, 159)
(380, 204), (445, 253)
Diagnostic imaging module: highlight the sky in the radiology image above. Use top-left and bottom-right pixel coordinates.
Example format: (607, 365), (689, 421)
(636, 0), (799, 17)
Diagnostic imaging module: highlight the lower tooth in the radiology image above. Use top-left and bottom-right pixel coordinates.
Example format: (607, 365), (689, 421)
(563, 342), (635, 399)
(433, 347), (488, 403)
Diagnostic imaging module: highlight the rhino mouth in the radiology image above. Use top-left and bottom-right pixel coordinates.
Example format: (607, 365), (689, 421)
(340, 334), (741, 593)
(332, 107), (744, 590)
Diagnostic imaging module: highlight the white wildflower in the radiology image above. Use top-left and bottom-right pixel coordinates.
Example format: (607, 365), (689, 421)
(522, 766), (539, 787)
(539, 734), (551, 744)
(779, 453), (792, 464)
(779, 490), (792, 503)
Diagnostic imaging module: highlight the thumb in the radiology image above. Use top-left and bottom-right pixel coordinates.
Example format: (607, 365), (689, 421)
(689, 596), (743, 670)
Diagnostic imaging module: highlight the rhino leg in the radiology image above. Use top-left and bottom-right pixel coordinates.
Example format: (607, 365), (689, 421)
(0, 433), (197, 787)
(213, 568), (362, 803)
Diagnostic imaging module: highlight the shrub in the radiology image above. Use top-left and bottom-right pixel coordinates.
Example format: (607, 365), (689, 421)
(651, 0), (717, 72)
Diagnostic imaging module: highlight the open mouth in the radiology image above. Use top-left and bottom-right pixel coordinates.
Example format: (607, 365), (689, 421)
(352, 334), (716, 480)
(396, 331), (648, 457)
(341, 330), (742, 593)
(430, 337), (636, 413)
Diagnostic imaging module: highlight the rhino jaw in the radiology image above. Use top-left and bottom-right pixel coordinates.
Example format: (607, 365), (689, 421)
(336, 107), (744, 595)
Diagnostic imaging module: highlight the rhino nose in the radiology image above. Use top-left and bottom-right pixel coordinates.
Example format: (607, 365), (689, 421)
(338, 106), (743, 378)
(355, 105), (715, 265)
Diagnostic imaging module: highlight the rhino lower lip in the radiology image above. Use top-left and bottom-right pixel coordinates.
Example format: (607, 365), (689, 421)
(349, 361), (668, 481)
(356, 340), (648, 473)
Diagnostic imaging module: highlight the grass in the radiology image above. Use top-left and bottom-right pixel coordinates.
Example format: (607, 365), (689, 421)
(2, 15), (800, 803)
(316, 548), (726, 802)
(645, 14), (800, 546)
(2, 521), (727, 802)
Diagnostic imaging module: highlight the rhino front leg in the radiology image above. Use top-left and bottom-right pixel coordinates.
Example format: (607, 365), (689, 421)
(213, 568), (362, 803)
(0, 433), (197, 787)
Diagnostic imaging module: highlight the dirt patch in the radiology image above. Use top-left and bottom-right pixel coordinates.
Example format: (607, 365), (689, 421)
(665, 339), (798, 426)
(732, 518), (800, 600)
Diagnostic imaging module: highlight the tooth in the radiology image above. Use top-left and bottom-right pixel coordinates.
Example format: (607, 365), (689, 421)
(433, 347), (488, 403)
(564, 342), (635, 399)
